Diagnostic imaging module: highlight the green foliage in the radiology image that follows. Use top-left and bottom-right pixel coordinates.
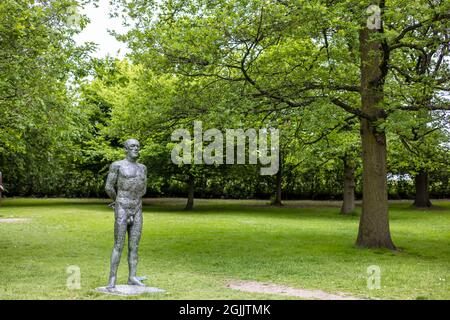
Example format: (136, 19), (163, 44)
(0, 0), (94, 196)
(107, 0), (450, 203)
(1, 0), (449, 201)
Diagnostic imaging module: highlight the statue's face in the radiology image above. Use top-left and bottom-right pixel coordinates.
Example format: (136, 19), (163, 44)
(125, 139), (140, 159)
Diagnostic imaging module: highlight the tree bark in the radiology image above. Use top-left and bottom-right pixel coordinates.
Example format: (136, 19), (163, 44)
(340, 158), (355, 214)
(356, 27), (396, 249)
(185, 174), (194, 210)
(272, 161), (283, 206)
(413, 170), (432, 208)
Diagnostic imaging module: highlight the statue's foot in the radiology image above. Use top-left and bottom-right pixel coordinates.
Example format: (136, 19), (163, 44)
(106, 276), (116, 290)
(128, 276), (146, 286)
(105, 285), (116, 292)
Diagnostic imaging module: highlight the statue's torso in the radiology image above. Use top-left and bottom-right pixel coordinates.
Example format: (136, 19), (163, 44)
(116, 160), (146, 201)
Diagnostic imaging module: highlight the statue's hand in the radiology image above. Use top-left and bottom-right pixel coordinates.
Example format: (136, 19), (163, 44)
(108, 201), (116, 209)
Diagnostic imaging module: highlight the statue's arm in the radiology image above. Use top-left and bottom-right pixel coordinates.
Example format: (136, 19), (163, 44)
(142, 165), (147, 197)
(105, 162), (119, 201)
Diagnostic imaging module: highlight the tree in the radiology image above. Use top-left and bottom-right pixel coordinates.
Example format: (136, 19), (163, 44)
(293, 102), (361, 214)
(84, 59), (257, 209)
(388, 109), (450, 207)
(0, 0), (94, 196)
(112, 0), (450, 249)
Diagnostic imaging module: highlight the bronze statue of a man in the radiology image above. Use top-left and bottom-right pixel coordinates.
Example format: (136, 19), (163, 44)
(105, 139), (147, 289)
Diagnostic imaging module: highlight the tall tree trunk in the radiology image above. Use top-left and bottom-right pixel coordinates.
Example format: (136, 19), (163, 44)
(413, 170), (432, 208)
(356, 27), (396, 249)
(340, 158), (355, 214)
(185, 174), (194, 210)
(273, 160), (283, 206)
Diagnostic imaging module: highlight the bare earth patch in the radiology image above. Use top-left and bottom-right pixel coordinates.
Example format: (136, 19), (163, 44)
(227, 281), (363, 300)
(0, 218), (30, 223)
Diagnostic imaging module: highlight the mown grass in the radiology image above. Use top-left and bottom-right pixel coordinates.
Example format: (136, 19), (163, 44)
(0, 198), (449, 300)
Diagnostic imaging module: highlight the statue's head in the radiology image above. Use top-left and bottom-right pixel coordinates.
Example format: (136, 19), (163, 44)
(124, 139), (140, 161)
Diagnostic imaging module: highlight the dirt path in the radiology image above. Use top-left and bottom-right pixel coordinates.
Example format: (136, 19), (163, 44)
(0, 218), (30, 223)
(227, 280), (363, 300)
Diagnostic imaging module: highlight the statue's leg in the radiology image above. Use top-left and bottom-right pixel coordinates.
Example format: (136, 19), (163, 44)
(127, 204), (144, 286)
(107, 206), (127, 289)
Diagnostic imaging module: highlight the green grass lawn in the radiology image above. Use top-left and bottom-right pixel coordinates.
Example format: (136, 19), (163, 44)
(0, 198), (449, 300)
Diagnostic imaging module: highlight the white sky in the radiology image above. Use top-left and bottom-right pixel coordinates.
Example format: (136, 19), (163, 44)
(73, 0), (129, 58)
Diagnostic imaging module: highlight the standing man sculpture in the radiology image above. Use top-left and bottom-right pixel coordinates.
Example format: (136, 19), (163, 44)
(105, 139), (147, 290)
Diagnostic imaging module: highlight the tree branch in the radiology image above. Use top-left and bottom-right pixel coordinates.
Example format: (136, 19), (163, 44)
(330, 98), (375, 120)
(390, 12), (450, 47)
